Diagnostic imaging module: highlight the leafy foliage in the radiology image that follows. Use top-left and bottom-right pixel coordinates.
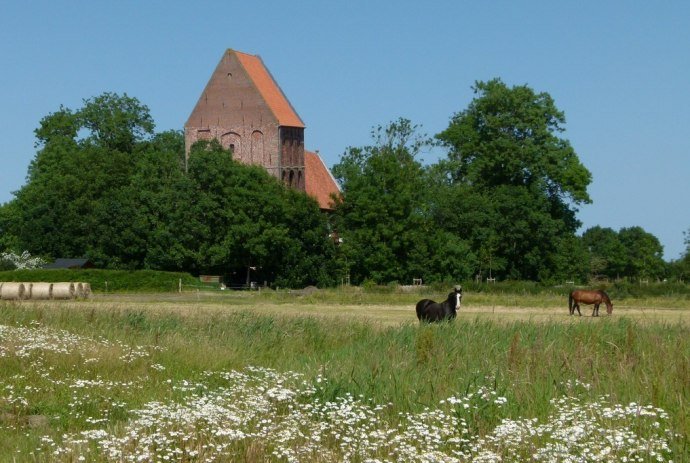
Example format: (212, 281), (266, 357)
(437, 78), (591, 206)
(434, 79), (592, 281)
(670, 228), (690, 281)
(185, 140), (338, 287)
(332, 119), (476, 284)
(1, 86), (677, 286)
(4, 93), (337, 287)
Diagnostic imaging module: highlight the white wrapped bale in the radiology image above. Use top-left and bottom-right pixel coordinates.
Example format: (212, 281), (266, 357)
(30, 283), (53, 300)
(52, 282), (75, 300)
(23, 282), (33, 299)
(81, 282), (92, 298)
(1, 282), (26, 300)
(75, 282), (84, 298)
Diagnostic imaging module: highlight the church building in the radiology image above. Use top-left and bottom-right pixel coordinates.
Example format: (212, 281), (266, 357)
(184, 49), (339, 210)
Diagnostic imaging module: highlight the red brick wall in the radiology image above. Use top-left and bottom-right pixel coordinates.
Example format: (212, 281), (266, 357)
(185, 51), (282, 179)
(185, 50), (306, 190)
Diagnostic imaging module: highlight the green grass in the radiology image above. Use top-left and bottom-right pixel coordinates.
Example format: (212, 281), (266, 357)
(0, 294), (688, 461)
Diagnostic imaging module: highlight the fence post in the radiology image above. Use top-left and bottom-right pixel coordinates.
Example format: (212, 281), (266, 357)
(179, 278), (182, 293)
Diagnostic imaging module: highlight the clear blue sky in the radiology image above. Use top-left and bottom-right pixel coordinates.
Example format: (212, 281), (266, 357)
(1, 1), (688, 260)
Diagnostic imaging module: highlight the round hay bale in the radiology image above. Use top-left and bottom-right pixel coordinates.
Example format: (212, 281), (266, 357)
(30, 283), (53, 300)
(1, 282), (26, 300)
(75, 282), (84, 298)
(23, 283), (33, 299)
(52, 282), (75, 300)
(81, 282), (92, 298)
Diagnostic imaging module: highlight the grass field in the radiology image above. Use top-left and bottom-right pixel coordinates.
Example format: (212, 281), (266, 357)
(0, 287), (688, 461)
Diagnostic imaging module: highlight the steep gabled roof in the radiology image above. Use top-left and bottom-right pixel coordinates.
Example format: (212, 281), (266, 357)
(305, 151), (341, 211)
(185, 49), (305, 130)
(234, 50), (305, 128)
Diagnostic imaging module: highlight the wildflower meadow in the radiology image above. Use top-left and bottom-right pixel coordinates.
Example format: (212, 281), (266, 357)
(0, 293), (687, 462)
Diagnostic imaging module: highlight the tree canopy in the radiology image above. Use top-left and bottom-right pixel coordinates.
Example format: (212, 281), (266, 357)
(0, 86), (677, 286)
(437, 79), (591, 207)
(433, 79), (593, 280)
(332, 119), (476, 285)
(2, 93), (337, 287)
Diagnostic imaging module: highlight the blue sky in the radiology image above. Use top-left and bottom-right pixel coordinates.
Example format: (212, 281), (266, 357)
(1, 1), (688, 260)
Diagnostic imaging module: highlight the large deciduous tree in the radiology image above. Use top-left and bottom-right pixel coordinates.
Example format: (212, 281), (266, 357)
(618, 226), (666, 279)
(436, 79), (592, 281)
(332, 119), (476, 285)
(9, 93), (153, 263)
(581, 226), (628, 279)
(186, 140), (338, 287)
(6, 93), (338, 287)
(582, 226), (667, 280)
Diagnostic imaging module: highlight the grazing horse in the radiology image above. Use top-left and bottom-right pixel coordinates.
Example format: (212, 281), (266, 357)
(568, 289), (613, 316)
(416, 287), (462, 322)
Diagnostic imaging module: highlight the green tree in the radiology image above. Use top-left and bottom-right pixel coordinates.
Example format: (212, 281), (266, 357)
(75, 92), (154, 152)
(436, 79), (591, 205)
(669, 228), (690, 281)
(7, 94), (338, 287)
(582, 226), (628, 279)
(436, 79), (592, 281)
(332, 119), (427, 284)
(8, 93), (152, 265)
(332, 119), (475, 284)
(98, 131), (197, 270)
(618, 226), (666, 279)
(187, 140), (337, 287)
(0, 201), (20, 252)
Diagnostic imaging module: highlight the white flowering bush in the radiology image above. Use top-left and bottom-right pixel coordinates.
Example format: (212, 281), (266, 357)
(0, 250), (46, 270)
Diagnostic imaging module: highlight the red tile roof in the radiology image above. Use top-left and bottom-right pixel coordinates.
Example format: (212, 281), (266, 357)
(305, 151), (341, 211)
(234, 50), (305, 128)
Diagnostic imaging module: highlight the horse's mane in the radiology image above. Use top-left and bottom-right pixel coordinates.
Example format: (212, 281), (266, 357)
(599, 289), (611, 301)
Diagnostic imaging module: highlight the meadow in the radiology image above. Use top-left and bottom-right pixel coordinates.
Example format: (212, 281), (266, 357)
(0, 286), (688, 462)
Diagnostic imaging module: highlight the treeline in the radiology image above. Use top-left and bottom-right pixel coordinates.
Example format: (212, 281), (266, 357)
(331, 81), (688, 285)
(0, 94), (337, 287)
(0, 83), (688, 287)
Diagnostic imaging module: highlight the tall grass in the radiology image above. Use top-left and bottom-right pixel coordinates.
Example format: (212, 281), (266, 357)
(0, 301), (687, 461)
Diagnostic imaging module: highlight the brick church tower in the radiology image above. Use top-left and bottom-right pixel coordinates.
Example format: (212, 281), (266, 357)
(185, 49), (309, 191)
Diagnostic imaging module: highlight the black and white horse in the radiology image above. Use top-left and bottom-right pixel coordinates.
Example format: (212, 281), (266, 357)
(416, 287), (462, 322)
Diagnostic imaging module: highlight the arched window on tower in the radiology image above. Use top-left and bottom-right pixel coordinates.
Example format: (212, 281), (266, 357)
(221, 132), (241, 160)
(251, 130), (264, 165)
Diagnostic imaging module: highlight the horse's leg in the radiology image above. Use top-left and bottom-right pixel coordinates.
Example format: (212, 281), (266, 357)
(593, 303), (599, 317)
(575, 303), (581, 316)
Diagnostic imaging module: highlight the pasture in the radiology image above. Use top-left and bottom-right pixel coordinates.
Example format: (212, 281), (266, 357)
(0, 287), (688, 461)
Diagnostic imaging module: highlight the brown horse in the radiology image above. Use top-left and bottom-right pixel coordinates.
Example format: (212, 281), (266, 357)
(568, 289), (613, 316)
